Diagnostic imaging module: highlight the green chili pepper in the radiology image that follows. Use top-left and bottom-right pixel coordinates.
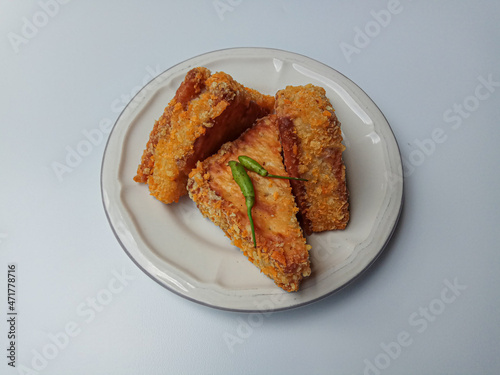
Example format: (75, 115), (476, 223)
(228, 161), (257, 248)
(238, 155), (308, 181)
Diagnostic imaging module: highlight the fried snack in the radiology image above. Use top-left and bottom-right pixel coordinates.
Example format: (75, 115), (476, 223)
(187, 115), (311, 292)
(134, 67), (275, 204)
(275, 84), (349, 235)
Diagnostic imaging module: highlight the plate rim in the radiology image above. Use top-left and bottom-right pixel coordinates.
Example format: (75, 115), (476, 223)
(101, 46), (404, 313)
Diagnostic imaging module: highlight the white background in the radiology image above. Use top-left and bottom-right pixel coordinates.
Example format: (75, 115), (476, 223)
(1, 1), (499, 374)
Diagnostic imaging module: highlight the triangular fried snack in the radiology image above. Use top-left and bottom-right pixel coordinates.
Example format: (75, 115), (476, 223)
(187, 115), (311, 292)
(134, 67), (274, 204)
(275, 84), (349, 235)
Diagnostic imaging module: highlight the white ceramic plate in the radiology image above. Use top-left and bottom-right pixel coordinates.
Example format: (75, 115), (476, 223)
(101, 48), (403, 312)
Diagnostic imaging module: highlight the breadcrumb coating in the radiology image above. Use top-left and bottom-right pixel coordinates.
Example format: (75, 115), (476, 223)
(187, 115), (311, 292)
(275, 84), (349, 234)
(134, 67), (274, 204)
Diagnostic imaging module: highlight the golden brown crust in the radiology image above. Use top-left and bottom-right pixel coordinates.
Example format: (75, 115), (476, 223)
(187, 115), (311, 292)
(275, 84), (349, 234)
(134, 67), (274, 203)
